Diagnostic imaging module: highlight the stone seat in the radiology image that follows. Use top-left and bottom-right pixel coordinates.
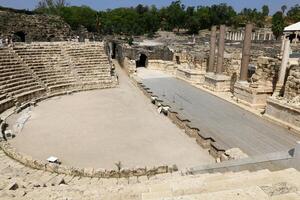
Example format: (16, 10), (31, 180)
(0, 69), (31, 77)
(0, 97), (14, 113)
(35, 70), (72, 77)
(74, 60), (106, 65)
(15, 88), (46, 103)
(0, 63), (26, 69)
(0, 93), (7, 101)
(81, 78), (112, 82)
(4, 82), (41, 95)
(0, 56), (19, 61)
(1, 78), (37, 89)
(48, 82), (77, 92)
(77, 72), (110, 77)
(44, 79), (76, 87)
(0, 74), (35, 84)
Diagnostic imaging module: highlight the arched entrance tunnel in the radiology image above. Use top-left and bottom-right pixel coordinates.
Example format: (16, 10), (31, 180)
(13, 31), (26, 42)
(136, 53), (148, 68)
(111, 43), (117, 59)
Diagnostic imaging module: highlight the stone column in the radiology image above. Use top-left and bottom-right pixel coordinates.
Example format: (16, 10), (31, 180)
(216, 25), (226, 74)
(208, 26), (217, 72)
(240, 24), (253, 81)
(275, 39), (290, 95)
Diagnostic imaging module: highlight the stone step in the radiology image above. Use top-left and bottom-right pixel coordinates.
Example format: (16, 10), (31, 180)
(143, 186), (269, 200)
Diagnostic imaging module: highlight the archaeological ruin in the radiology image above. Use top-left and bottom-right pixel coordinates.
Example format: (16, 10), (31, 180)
(0, 4), (300, 200)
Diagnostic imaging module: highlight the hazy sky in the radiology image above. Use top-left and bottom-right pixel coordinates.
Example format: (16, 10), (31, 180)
(0, 0), (298, 14)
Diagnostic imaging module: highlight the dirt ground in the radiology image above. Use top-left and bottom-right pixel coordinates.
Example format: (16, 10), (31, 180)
(8, 66), (214, 169)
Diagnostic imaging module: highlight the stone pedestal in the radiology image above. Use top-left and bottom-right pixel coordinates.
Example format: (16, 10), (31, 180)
(204, 73), (231, 92)
(176, 68), (206, 85)
(234, 81), (273, 109)
(264, 97), (300, 131)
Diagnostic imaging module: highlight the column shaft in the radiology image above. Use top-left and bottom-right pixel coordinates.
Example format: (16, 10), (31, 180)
(240, 24), (253, 81)
(208, 26), (217, 72)
(278, 39), (290, 85)
(216, 25), (226, 74)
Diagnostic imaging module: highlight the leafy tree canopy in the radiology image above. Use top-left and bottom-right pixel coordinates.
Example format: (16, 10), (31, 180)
(34, 0), (300, 36)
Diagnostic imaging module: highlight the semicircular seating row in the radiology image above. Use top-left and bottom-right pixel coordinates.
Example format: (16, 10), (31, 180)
(0, 42), (114, 114)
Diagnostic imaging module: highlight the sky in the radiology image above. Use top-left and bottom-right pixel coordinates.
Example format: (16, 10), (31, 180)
(0, 0), (298, 14)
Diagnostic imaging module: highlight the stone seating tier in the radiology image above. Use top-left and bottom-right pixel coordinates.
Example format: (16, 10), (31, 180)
(0, 42), (114, 114)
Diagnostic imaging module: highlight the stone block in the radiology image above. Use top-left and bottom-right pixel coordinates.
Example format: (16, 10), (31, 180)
(203, 73), (231, 92)
(234, 81), (273, 109)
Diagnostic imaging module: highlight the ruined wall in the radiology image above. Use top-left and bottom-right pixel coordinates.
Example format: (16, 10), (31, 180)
(284, 64), (300, 103)
(0, 10), (73, 42)
(251, 57), (279, 87)
(174, 51), (207, 71)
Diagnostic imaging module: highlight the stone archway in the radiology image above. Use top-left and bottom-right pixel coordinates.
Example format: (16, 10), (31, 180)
(13, 31), (26, 42)
(136, 54), (148, 68)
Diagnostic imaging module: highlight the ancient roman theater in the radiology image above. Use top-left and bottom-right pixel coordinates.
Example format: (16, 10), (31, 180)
(0, 6), (300, 200)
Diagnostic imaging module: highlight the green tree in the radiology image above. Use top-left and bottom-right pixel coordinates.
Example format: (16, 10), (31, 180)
(163, 0), (186, 32)
(272, 11), (285, 39)
(209, 3), (236, 26)
(59, 6), (97, 31)
(287, 4), (300, 23)
(281, 5), (287, 14)
(262, 5), (269, 16)
(35, 0), (68, 15)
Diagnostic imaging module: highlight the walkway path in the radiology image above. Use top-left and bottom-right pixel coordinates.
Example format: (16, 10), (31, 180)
(138, 68), (300, 156)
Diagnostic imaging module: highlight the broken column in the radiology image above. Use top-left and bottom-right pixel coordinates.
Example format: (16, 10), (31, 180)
(208, 26), (217, 73)
(240, 23), (253, 82)
(216, 25), (225, 74)
(204, 25), (231, 92)
(274, 38), (290, 96)
(234, 24), (274, 109)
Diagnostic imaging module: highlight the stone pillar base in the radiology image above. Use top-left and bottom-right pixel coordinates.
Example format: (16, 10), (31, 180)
(234, 81), (273, 109)
(264, 97), (300, 132)
(203, 73), (231, 92)
(176, 68), (206, 85)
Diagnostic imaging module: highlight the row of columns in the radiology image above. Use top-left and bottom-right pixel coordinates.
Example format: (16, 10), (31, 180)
(208, 24), (253, 81)
(208, 24), (291, 97)
(226, 31), (274, 41)
(226, 31), (244, 41)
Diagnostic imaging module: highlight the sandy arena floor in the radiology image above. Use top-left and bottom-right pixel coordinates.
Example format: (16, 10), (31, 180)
(8, 66), (214, 169)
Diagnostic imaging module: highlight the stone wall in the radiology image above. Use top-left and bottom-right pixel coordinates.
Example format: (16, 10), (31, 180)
(284, 64), (300, 103)
(0, 10), (73, 42)
(251, 57), (279, 88)
(0, 141), (176, 178)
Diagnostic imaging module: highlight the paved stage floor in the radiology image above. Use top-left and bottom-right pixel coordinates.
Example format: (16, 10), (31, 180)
(137, 68), (300, 156)
(8, 66), (214, 169)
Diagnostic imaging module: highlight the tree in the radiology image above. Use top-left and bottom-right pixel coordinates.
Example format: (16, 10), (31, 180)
(281, 5), (287, 14)
(287, 4), (300, 23)
(209, 3), (236, 26)
(235, 7), (264, 27)
(160, 1), (186, 32)
(272, 11), (285, 39)
(35, 0), (68, 14)
(262, 5), (269, 16)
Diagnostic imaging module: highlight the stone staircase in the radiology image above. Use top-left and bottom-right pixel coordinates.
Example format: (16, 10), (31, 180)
(13, 43), (78, 93)
(0, 42), (116, 115)
(63, 42), (114, 90)
(0, 47), (46, 112)
(0, 148), (299, 199)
